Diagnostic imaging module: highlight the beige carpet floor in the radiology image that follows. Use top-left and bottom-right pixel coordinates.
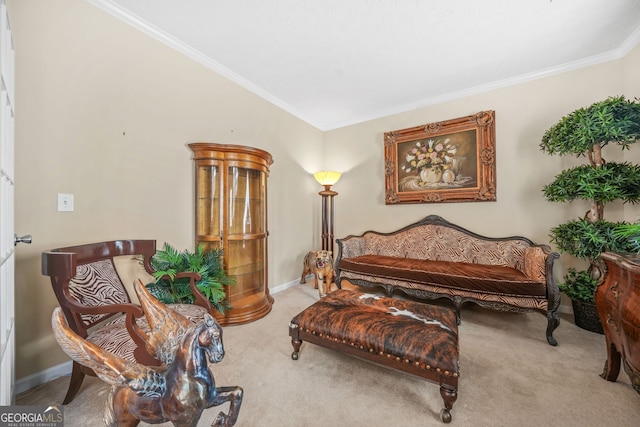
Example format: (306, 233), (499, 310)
(17, 283), (640, 426)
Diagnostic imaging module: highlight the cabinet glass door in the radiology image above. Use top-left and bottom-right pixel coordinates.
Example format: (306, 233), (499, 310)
(195, 164), (222, 250)
(228, 167), (265, 235)
(226, 167), (266, 304)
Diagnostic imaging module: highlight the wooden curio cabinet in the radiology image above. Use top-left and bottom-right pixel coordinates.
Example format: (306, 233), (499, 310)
(189, 143), (273, 325)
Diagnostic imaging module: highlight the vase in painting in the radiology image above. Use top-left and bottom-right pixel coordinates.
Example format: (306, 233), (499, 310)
(442, 169), (455, 184)
(419, 167), (442, 184)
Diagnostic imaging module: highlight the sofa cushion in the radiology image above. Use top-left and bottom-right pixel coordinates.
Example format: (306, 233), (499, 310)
(339, 255), (547, 297)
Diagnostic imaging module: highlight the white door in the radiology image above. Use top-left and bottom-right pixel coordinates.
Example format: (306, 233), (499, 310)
(0, 0), (15, 405)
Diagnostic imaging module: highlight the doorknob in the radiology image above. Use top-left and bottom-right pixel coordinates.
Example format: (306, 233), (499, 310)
(14, 234), (32, 246)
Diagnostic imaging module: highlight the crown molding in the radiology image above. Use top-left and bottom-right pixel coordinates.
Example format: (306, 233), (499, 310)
(86, 0), (640, 132)
(325, 45), (636, 130)
(86, 0), (320, 128)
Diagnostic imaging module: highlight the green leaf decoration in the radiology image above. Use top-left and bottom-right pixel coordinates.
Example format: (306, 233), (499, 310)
(612, 222), (640, 253)
(542, 162), (640, 204)
(540, 96), (640, 155)
(558, 269), (598, 303)
(550, 219), (638, 260)
(146, 242), (235, 314)
(540, 96), (640, 302)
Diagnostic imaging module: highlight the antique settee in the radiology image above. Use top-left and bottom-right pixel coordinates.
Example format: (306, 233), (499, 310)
(335, 215), (561, 345)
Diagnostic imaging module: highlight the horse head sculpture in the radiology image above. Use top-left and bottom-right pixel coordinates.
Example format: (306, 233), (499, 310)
(52, 280), (243, 427)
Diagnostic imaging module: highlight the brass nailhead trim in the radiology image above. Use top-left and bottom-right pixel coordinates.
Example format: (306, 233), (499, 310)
(301, 328), (459, 377)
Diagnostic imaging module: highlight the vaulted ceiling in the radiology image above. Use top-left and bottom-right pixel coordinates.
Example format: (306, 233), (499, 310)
(90, 0), (640, 130)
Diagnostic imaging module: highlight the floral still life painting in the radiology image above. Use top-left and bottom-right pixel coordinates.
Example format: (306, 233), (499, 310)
(399, 130), (476, 191)
(384, 111), (496, 204)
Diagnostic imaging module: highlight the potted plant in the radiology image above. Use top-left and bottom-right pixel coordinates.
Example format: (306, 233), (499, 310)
(540, 95), (640, 332)
(147, 242), (234, 314)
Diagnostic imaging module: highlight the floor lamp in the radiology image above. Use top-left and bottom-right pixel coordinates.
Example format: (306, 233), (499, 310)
(313, 171), (342, 254)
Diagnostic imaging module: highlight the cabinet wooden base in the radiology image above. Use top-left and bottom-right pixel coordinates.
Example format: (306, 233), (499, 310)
(215, 293), (274, 325)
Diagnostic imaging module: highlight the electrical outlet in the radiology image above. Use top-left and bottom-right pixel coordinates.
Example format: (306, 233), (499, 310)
(57, 193), (74, 212)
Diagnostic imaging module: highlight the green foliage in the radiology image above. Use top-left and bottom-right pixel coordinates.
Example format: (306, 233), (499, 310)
(147, 242), (234, 314)
(542, 162), (640, 204)
(613, 222), (640, 253)
(558, 269), (598, 303)
(541, 96), (640, 303)
(550, 219), (638, 260)
(540, 96), (640, 155)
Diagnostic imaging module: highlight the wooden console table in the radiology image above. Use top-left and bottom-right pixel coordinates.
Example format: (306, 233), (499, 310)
(596, 252), (640, 394)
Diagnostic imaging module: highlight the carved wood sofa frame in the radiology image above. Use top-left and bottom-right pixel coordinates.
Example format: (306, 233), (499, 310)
(335, 215), (561, 346)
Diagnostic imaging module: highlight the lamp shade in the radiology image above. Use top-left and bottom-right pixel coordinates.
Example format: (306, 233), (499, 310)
(313, 171), (342, 187)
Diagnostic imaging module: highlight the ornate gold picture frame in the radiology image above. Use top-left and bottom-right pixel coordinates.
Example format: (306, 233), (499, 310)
(384, 111), (496, 204)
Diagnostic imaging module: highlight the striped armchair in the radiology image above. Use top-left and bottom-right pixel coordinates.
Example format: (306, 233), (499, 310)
(41, 239), (214, 404)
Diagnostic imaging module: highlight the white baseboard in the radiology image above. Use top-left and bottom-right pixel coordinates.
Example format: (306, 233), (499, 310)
(15, 361), (72, 395)
(271, 277), (308, 294)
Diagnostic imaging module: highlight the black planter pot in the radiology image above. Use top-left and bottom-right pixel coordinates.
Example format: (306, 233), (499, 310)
(571, 299), (604, 334)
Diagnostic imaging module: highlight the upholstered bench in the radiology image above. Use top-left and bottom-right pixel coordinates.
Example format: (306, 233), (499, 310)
(289, 289), (460, 423)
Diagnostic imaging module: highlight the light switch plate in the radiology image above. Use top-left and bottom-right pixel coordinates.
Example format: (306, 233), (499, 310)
(57, 193), (74, 212)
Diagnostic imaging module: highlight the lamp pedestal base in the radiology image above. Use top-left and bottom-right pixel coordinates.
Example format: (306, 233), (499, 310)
(319, 188), (338, 254)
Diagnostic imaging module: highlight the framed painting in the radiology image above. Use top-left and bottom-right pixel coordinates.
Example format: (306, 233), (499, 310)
(384, 110), (496, 204)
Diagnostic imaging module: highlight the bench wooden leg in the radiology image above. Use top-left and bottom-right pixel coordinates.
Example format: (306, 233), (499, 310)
(291, 337), (302, 360)
(439, 385), (457, 423)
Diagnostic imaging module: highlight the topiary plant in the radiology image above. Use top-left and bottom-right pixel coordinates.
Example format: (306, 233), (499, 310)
(147, 242), (234, 314)
(540, 96), (640, 322)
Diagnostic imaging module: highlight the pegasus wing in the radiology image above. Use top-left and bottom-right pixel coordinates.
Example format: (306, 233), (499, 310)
(134, 280), (194, 365)
(52, 308), (166, 397)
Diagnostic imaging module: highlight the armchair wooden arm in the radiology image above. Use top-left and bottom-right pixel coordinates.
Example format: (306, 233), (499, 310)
(41, 239), (215, 403)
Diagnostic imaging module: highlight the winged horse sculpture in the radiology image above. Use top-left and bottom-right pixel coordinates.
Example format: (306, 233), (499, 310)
(52, 280), (243, 427)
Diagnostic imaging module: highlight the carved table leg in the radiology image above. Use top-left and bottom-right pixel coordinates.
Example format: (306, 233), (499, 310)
(600, 342), (621, 382)
(623, 361), (640, 394)
(439, 385), (457, 423)
(291, 337), (302, 360)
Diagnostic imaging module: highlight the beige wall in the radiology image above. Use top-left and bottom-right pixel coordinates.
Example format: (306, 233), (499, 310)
(622, 40), (640, 213)
(324, 47), (640, 311)
(9, 0), (640, 381)
(324, 55), (634, 241)
(10, 0), (323, 379)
